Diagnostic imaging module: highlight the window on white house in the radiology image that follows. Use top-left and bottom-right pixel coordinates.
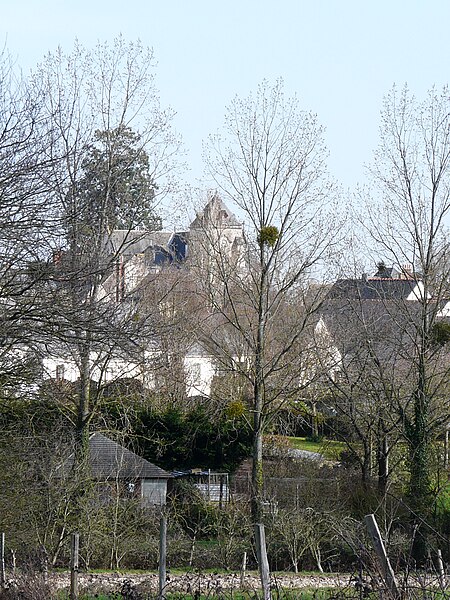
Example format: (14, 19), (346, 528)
(189, 363), (201, 384)
(56, 364), (65, 381)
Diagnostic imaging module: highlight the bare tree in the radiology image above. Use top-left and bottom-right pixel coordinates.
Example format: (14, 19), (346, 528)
(29, 38), (182, 469)
(361, 85), (450, 560)
(0, 49), (63, 400)
(198, 80), (340, 591)
(138, 265), (208, 404)
(317, 289), (414, 493)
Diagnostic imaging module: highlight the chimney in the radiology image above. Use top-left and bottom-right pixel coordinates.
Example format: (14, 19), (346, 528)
(115, 256), (125, 302)
(401, 263), (413, 279)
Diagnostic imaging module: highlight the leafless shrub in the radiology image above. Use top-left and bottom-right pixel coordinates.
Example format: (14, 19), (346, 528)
(0, 575), (56, 600)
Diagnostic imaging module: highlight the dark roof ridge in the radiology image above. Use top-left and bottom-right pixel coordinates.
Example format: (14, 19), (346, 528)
(59, 432), (171, 479)
(367, 277), (416, 281)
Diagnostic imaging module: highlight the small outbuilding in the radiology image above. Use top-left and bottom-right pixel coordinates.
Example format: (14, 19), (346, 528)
(59, 432), (171, 507)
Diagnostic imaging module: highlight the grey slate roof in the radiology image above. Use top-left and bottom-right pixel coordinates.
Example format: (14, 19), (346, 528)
(373, 265), (402, 279)
(326, 277), (418, 301)
(106, 230), (173, 256)
(319, 298), (420, 362)
(60, 432), (171, 480)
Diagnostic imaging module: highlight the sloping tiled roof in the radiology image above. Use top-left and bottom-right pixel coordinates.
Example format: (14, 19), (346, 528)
(107, 230), (173, 256)
(373, 265), (402, 279)
(326, 278), (418, 301)
(318, 297), (422, 369)
(60, 432), (171, 480)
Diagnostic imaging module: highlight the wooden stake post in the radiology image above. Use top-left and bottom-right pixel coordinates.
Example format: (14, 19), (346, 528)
(70, 532), (79, 600)
(254, 523), (271, 600)
(0, 532), (5, 588)
(437, 549), (446, 590)
(240, 551), (247, 588)
(159, 515), (167, 600)
(364, 514), (399, 598)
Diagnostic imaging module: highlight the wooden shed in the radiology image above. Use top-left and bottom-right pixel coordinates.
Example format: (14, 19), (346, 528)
(59, 432), (171, 506)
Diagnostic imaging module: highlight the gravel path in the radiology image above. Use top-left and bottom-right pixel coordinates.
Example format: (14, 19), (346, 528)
(287, 448), (324, 461)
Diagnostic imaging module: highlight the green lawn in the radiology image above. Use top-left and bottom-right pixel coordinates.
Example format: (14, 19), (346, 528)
(287, 437), (345, 461)
(436, 481), (450, 513)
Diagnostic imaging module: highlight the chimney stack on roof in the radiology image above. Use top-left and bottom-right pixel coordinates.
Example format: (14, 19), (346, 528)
(401, 263), (413, 279)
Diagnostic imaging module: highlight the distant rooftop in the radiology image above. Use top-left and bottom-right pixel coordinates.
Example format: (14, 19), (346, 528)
(190, 193), (242, 229)
(326, 264), (420, 301)
(107, 230), (173, 256)
(327, 278), (419, 301)
(372, 262), (414, 280)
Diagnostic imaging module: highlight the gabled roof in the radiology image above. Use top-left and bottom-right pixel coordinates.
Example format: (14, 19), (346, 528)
(106, 230), (173, 256)
(59, 432), (171, 480)
(318, 297), (422, 368)
(326, 277), (422, 301)
(374, 263), (400, 279)
(437, 299), (450, 319)
(190, 193), (242, 230)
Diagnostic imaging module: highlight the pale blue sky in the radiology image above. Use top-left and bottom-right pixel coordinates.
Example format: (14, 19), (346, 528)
(3, 1), (450, 193)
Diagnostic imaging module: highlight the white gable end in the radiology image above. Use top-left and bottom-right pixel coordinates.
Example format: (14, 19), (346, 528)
(437, 300), (450, 317)
(406, 281), (430, 302)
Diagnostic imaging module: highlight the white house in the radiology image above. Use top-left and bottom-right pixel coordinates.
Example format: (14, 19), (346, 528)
(184, 343), (216, 397)
(38, 194), (245, 399)
(96, 193), (245, 304)
(41, 342), (216, 398)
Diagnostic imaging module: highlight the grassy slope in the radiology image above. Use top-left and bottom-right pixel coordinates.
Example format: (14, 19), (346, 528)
(287, 437), (345, 461)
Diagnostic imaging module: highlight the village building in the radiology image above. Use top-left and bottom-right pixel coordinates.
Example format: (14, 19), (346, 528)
(39, 193), (245, 399)
(57, 432), (172, 506)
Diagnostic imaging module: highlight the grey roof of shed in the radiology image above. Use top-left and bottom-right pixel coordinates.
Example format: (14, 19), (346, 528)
(60, 432), (171, 480)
